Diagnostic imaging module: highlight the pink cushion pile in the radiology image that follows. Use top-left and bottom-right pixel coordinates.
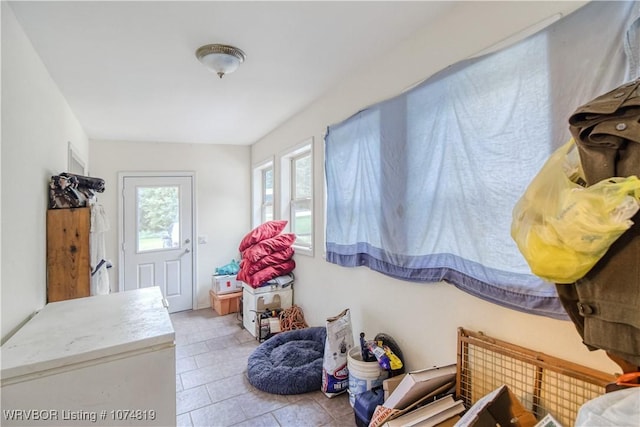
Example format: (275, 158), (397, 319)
(237, 220), (296, 287)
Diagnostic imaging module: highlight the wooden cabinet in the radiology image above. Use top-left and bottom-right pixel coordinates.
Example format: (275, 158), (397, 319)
(46, 207), (91, 302)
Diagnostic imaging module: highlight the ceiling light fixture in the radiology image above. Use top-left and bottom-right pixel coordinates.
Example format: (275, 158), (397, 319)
(195, 44), (246, 79)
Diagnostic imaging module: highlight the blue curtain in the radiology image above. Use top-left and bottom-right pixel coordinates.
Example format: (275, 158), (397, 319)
(325, 1), (640, 319)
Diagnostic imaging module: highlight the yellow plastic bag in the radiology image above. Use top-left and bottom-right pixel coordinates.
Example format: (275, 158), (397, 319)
(511, 139), (640, 284)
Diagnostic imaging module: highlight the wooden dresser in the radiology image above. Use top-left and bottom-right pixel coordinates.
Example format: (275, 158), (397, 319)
(46, 207), (91, 302)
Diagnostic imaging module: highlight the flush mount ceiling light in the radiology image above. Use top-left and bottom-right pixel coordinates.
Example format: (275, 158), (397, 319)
(195, 44), (246, 79)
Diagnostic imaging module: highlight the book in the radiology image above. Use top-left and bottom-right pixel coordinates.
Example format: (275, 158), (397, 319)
(384, 394), (465, 427)
(383, 364), (457, 410)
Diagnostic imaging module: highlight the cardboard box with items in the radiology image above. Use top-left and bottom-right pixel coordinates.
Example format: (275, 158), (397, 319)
(385, 394), (465, 427)
(455, 384), (538, 427)
(242, 282), (293, 340)
(369, 364), (460, 427)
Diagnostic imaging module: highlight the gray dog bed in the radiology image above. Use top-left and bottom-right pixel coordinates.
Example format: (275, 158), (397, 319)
(247, 327), (326, 395)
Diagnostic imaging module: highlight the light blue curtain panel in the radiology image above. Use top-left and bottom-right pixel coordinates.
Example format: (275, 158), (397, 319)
(325, 1), (640, 319)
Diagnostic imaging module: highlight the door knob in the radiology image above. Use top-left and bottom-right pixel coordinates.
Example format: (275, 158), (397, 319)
(185, 248), (191, 253)
(184, 238), (191, 244)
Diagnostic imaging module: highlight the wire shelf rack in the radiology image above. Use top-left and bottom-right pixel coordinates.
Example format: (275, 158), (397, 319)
(456, 327), (617, 426)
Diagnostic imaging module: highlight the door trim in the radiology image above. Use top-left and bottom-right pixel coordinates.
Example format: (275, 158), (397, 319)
(118, 171), (197, 311)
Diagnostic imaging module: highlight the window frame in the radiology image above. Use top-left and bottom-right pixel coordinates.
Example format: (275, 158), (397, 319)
(251, 158), (274, 228)
(280, 138), (314, 256)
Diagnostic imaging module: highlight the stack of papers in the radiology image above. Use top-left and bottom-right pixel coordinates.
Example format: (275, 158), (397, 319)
(370, 364), (458, 427)
(385, 394), (464, 427)
(384, 364), (457, 410)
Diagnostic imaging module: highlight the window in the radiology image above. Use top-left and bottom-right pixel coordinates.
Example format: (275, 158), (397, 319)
(261, 167), (274, 223)
(291, 152), (312, 247)
(325, 1), (637, 319)
(252, 159), (274, 227)
(136, 186), (180, 251)
(281, 139), (313, 254)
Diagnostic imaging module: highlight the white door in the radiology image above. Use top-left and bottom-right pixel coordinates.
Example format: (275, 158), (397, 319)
(121, 174), (194, 312)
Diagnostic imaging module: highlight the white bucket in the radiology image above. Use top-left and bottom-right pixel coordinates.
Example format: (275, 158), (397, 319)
(347, 347), (389, 407)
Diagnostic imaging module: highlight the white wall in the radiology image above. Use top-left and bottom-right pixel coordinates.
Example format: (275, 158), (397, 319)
(1, 3), (89, 342)
(252, 1), (620, 374)
(89, 140), (250, 309)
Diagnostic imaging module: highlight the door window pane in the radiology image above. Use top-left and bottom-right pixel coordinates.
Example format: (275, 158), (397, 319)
(137, 186), (180, 252)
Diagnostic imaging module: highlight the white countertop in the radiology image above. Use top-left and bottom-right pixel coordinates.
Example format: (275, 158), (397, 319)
(1, 287), (175, 380)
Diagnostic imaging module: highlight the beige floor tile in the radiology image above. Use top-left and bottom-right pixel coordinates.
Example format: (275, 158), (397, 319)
(231, 413), (280, 427)
(176, 385), (212, 415)
(176, 413), (193, 427)
(271, 396), (334, 427)
(177, 356), (198, 374)
(312, 392), (354, 417)
(233, 390), (291, 419)
(204, 335), (237, 351)
(323, 412), (358, 427)
(181, 364), (230, 389)
(189, 399), (248, 427)
(194, 347), (231, 369)
(205, 373), (253, 404)
(233, 329), (256, 344)
(171, 309), (358, 427)
(176, 341), (210, 359)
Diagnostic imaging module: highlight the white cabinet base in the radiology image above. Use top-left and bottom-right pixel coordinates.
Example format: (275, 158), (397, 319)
(1, 288), (176, 426)
(1, 345), (175, 426)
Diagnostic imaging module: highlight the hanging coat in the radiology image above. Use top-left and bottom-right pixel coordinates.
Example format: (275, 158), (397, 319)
(90, 203), (110, 296)
(555, 79), (640, 366)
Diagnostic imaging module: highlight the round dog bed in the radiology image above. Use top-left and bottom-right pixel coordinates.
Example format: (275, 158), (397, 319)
(247, 327), (326, 395)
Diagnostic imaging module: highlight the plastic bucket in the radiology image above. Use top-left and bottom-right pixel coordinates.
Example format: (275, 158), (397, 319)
(347, 347), (389, 407)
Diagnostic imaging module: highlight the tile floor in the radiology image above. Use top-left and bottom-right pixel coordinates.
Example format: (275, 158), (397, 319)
(171, 308), (357, 427)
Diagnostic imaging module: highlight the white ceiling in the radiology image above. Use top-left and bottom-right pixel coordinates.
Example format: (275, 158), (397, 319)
(8, 1), (456, 145)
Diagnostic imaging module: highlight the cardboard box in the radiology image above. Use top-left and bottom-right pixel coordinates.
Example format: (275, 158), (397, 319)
(211, 274), (243, 295)
(242, 282), (293, 337)
(455, 385), (537, 427)
(209, 290), (242, 315)
(383, 375), (406, 401)
(370, 378), (457, 427)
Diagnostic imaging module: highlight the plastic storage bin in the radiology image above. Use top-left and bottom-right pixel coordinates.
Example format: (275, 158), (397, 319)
(210, 290), (242, 315)
(211, 274), (243, 295)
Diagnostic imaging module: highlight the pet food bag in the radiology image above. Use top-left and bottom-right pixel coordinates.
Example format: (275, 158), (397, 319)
(321, 308), (354, 397)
